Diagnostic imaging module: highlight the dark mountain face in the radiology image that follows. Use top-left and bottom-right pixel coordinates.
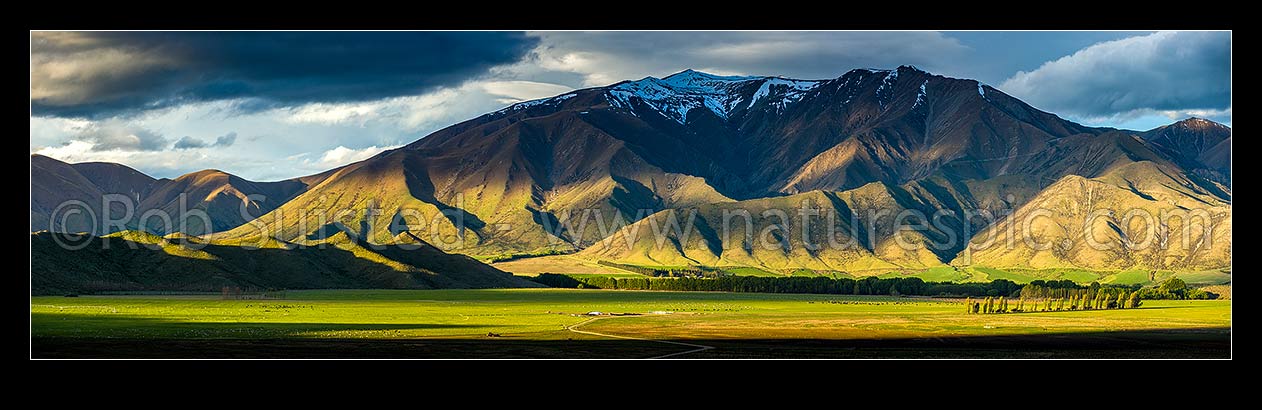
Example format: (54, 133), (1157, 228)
(415, 66), (1104, 198)
(1142, 117), (1232, 184)
(724, 66), (1102, 194)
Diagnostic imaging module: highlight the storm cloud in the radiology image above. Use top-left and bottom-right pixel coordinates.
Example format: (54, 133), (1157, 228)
(30, 31), (1231, 180)
(999, 31), (1231, 122)
(31, 31), (539, 118)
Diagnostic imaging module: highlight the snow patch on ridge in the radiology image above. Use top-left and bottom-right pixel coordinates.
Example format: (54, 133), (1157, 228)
(913, 80), (928, 108)
(497, 93), (576, 114)
(749, 78), (823, 108)
(877, 70), (899, 94)
(876, 70), (900, 108)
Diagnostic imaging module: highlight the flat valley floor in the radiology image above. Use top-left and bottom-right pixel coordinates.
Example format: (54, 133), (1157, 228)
(30, 289), (1231, 359)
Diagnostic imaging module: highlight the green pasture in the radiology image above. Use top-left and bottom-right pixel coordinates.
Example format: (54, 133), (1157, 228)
(32, 289), (1230, 341)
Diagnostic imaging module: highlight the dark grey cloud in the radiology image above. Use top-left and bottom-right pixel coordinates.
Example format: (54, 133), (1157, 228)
(172, 136), (207, 150)
(214, 132), (237, 147)
(999, 31), (1231, 121)
(173, 131), (237, 150)
(31, 32), (539, 118)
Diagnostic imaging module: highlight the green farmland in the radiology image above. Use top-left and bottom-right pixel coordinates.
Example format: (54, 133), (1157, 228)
(31, 289), (1231, 358)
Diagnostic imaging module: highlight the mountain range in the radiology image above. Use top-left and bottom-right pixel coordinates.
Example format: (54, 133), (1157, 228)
(31, 65), (1232, 291)
(31, 154), (307, 236)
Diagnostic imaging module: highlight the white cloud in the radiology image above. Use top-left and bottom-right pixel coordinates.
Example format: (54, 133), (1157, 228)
(1162, 107), (1232, 121)
(30, 94), (469, 180)
(281, 101), (385, 126)
(478, 80), (574, 103)
(35, 140), (211, 174)
(273, 83), (522, 131)
(999, 31), (1231, 123)
(33, 140), (96, 159)
(30, 116), (92, 148)
(64, 120), (170, 151)
(34, 133), (401, 180)
(268, 79), (573, 132)
(309, 145), (401, 169)
(395, 89), (464, 130)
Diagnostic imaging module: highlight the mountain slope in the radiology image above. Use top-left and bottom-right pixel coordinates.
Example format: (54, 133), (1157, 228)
(221, 66), (1128, 258)
(138, 170), (306, 235)
(31, 154), (109, 233)
(31, 230), (539, 295)
(33, 67), (1232, 274)
(69, 161), (156, 201)
(962, 160), (1231, 270)
(220, 92), (737, 254)
(580, 182), (984, 274)
(581, 127), (1231, 273)
(744, 67), (1100, 194)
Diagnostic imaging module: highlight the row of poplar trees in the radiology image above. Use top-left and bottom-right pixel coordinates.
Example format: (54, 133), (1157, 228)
(965, 291), (1141, 314)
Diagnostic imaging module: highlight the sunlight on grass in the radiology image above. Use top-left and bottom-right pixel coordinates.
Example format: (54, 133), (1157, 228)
(32, 289), (1230, 342)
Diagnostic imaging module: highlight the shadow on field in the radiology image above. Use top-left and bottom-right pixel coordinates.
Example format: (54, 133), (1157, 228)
(31, 313), (479, 337)
(689, 327), (1231, 359)
(32, 327), (1230, 359)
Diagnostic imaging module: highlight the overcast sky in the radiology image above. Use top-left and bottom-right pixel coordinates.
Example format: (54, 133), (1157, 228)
(30, 31), (1231, 181)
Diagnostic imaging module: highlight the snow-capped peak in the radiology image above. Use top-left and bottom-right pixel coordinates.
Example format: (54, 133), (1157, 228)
(1173, 117), (1229, 131)
(606, 69), (825, 124)
(897, 64), (926, 73)
(660, 69), (759, 88)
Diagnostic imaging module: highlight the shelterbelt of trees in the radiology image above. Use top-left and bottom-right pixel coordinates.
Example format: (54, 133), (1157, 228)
(530, 274), (1221, 300)
(967, 289), (1141, 315)
(595, 261), (723, 278)
(1019, 277), (1217, 300)
(533, 274), (1023, 297)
